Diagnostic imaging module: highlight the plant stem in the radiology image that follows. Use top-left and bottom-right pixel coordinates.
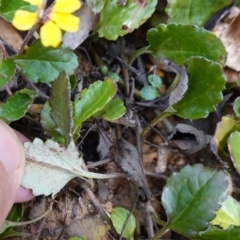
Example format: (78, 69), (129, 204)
(151, 225), (169, 240)
(129, 46), (150, 65)
(141, 111), (172, 138)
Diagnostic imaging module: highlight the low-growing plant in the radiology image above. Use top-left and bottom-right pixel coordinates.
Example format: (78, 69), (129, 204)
(0, 0), (240, 239)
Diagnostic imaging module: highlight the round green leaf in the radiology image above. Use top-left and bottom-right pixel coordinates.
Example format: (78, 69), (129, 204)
(0, 59), (15, 88)
(15, 41), (78, 83)
(233, 97), (240, 117)
(211, 196), (240, 229)
(228, 131), (240, 173)
(148, 74), (162, 88)
(169, 57), (226, 119)
(166, 0), (233, 27)
(146, 24), (226, 66)
(110, 207), (136, 240)
(96, 0), (157, 40)
(140, 86), (160, 100)
(162, 164), (228, 236)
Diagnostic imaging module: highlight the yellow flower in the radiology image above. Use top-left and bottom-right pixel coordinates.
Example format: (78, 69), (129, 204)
(12, 0), (81, 47)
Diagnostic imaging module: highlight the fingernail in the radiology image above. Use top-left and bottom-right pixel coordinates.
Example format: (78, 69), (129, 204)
(0, 120), (23, 174)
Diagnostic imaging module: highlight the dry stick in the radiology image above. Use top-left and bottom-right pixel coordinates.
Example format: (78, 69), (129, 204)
(80, 182), (117, 234)
(33, 200), (54, 240)
(34, 217), (47, 240)
(135, 114), (154, 238)
(119, 194), (138, 240)
(56, 190), (69, 240)
(27, 79), (49, 99)
(19, 23), (40, 53)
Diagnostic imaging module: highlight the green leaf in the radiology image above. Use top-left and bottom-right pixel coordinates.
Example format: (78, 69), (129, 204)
(161, 164), (228, 236)
(168, 57), (226, 119)
(40, 102), (65, 144)
(86, 0), (104, 14)
(146, 24), (226, 66)
(0, 204), (23, 239)
(0, 0), (37, 21)
(96, 0), (157, 40)
(233, 97), (240, 117)
(140, 86), (160, 100)
(15, 41), (78, 83)
(93, 98), (126, 120)
(0, 59), (15, 88)
(110, 207), (136, 240)
(67, 237), (85, 240)
(1, 89), (35, 121)
(73, 79), (117, 133)
(192, 225), (240, 240)
(212, 115), (240, 154)
(166, 0), (233, 27)
(49, 72), (73, 145)
(6, 204), (23, 222)
(228, 131), (240, 172)
(211, 196), (240, 229)
(148, 74), (162, 88)
(107, 71), (119, 82)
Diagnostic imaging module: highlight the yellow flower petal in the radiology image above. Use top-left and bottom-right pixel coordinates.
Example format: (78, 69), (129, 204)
(40, 21), (62, 47)
(12, 10), (38, 31)
(52, 0), (81, 13)
(50, 12), (80, 32)
(24, 0), (44, 9)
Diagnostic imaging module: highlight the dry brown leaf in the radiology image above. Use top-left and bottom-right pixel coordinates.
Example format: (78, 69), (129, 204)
(63, 3), (99, 49)
(212, 7), (240, 72)
(0, 17), (22, 52)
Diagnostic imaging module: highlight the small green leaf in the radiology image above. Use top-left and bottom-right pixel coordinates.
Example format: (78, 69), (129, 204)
(166, 0), (233, 27)
(93, 98), (126, 120)
(111, 207), (136, 240)
(69, 75), (77, 90)
(161, 164), (228, 236)
(211, 196), (240, 229)
(15, 41), (78, 83)
(0, 59), (15, 88)
(146, 24), (226, 66)
(192, 225), (240, 240)
(140, 86), (160, 100)
(212, 115), (240, 154)
(0, 0), (37, 21)
(86, 0), (104, 13)
(148, 74), (162, 88)
(49, 72), (73, 145)
(233, 97), (240, 117)
(1, 89), (35, 121)
(6, 204), (23, 222)
(73, 79), (117, 133)
(101, 65), (108, 75)
(96, 0), (157, 40)
(0, 203), (24, 239)
(228, 131), (240, 172)
(168, 57), (226, 119)
(40, 102), (65, 144)
(108, 71), (119, 82)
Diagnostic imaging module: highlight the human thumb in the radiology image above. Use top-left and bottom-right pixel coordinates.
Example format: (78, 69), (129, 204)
(0, 120), (25, 225)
